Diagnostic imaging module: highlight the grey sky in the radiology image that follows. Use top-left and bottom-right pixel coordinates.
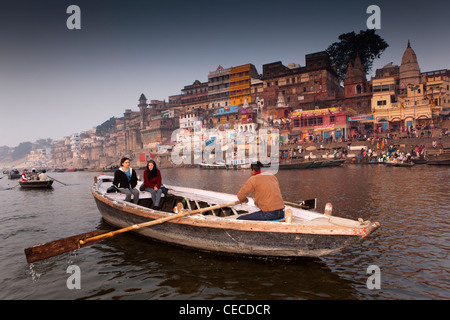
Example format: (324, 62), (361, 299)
(1, 0), (448, 147)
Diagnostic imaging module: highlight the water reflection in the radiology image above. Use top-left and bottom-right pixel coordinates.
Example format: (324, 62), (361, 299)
(79, 221), (360, 300)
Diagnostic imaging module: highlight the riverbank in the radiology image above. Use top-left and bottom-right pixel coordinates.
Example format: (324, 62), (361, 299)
(2, 134), (449, 173)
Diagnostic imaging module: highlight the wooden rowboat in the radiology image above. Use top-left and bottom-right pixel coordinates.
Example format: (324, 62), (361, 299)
(385, 161), (415, 167)
(279, 159), (345, 170)
(427, 158), (450, 165)
(19, 180), (54, 188)
(198, 162), (227, 169)
(8, 171), (21, 179)
(91, 175), (380, 258)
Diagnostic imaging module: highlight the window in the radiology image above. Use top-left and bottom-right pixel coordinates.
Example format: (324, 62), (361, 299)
(317, 117), (323, 125)
(330, 116), (335, 123)
(377, 100), (387, 106)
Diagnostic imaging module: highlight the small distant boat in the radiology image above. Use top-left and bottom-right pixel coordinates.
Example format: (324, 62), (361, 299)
(385, 161), (414, 167)
(412, 158), (427, 165)
(279, 159), (345, 170)
(198, 162), (226, 170)
(225, 163), (251, 170)
(427, 158), (450, 166)
(310, 159), (346, 168)
(279, 161), (313, 169)
(19, 180), (54, 189)
(8, 171), (21, 179)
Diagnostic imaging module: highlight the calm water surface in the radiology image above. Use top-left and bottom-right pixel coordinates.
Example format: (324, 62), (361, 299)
(0, 165), (449, 300)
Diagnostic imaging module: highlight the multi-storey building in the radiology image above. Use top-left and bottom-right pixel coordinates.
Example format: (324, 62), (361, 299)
(423, 69), (450, 116)
(289, 107), (350, 142)
(261, 51), (342, 121)
(208, 65), (230, 110)
(51, 137), (72, 167)
(181, 80), (209, 112)
(179, 108), (205, 133)
(229, 63), (259, 107)
(371, 41), (433, 133)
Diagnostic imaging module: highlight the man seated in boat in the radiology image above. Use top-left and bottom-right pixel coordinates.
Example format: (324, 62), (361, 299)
(30, 168), (39, 180)
(38, 170), (47, 181)
(236, 161), (285, 221)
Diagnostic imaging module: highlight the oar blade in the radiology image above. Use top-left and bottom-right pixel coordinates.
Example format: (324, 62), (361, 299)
(24, 230), (107, 263)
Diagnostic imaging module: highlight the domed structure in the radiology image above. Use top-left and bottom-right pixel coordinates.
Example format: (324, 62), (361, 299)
(399, 40), (421, 88)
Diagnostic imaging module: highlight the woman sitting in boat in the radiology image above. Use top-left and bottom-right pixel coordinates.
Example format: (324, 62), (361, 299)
(113, 157), (139, 204)
(236, 161), (285, 221)
(142, 160), (163, 210)
(21, 169), (30, 181)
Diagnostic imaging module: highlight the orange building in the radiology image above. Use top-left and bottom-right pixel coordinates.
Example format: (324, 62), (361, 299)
(229, 64), (259, 106)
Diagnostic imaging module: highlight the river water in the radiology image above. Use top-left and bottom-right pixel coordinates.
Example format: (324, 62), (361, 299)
(0, 165), (449, 300)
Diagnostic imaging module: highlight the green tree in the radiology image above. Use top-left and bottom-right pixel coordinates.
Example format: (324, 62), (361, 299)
(326, 29), (389, 82)
(96, 117), (119, 136)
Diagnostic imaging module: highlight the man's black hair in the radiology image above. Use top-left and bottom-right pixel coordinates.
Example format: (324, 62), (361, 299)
(250, 161), (263, 172)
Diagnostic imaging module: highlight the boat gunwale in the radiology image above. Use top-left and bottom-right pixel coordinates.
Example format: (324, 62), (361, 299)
(19, 180), (54, 188)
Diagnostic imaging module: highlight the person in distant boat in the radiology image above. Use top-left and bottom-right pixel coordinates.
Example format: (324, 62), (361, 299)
(113, 157), (139, 204)
(21, 169), (30, 181)
(38, 170), (47, 181)
(236, 161), (285, 221)
(142, 160), (163, 210)
(31, 168), (38, 180)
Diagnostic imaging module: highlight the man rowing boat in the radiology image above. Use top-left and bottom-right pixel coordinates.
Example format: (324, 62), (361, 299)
(236, 161), (285, 221)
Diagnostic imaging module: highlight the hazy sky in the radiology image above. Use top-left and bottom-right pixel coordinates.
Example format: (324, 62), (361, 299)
(1, 0), (449, 147)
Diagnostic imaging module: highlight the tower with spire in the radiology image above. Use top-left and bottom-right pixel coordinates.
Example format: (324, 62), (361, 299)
(399, 40), (421, 90)
(341, 53), (372, 115)
(344, 53), (368, 98)
(138, 93), (148, 129)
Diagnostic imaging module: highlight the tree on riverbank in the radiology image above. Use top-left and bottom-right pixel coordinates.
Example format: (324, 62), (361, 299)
(96, 117), (120, 136)
(326, 29), (389, 82)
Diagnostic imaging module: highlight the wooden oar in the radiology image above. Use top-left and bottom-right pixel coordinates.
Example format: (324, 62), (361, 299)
(6, 183), (20, 190)
(284, 198), (317, 210)
(47, 175), (67, 186)
(24, 200), (242, 263)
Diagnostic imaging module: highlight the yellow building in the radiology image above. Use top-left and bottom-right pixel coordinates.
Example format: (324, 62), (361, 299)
(424, 70), (450, 115)
(371, 77), (432, 132)
(229, 64), (259, 106)
(371, 41), (433, 133)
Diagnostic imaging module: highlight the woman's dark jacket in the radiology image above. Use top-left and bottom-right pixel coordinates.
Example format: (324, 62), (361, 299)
(113, 168), (137, 189)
